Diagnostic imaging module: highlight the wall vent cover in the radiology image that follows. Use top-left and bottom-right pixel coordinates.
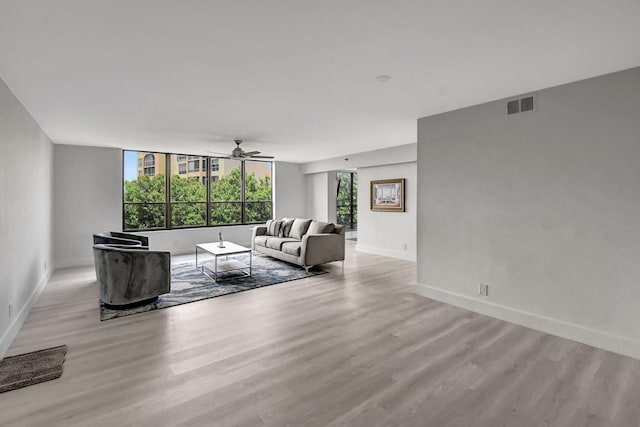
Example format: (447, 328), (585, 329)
(520, 96), (534, 112)
(507, 94), (536, 116)
(507, 100), (520, 115)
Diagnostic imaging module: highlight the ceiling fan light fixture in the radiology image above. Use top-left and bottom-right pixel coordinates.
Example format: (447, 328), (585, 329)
(209, 139), (275, 160)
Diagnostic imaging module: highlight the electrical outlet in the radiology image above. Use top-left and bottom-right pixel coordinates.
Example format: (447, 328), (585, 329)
(402, 243), (408, 250)
(44, 261), (47, 270)
(8, 303), (12, 319)
(478, 283), (489, 297)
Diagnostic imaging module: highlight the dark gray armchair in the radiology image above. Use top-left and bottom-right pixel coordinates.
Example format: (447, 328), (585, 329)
(93, 231), (149, 246)
(93, 243), (171, 309)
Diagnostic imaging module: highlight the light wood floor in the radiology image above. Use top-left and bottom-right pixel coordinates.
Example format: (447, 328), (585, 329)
(2, 242), (640, 426)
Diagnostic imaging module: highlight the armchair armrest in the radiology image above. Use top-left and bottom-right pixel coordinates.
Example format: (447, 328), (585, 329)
(252, 225), (268, 249)
(110, 231), (149, 246)
(301, 233), (345, 267)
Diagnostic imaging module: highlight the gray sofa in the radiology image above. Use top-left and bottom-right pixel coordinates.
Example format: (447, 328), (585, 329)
(251, 218), (345, 272)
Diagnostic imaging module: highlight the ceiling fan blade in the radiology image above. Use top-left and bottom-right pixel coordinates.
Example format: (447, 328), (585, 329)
(243, 151), (261, 156)
(249, 155), (274, 159)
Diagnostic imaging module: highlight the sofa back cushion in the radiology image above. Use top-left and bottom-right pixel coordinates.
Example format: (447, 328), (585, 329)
(307, 220), (335, 235)
(289, 218), (312, 240)
(279, 218), (295, 237)
(265, 219), (283, 236)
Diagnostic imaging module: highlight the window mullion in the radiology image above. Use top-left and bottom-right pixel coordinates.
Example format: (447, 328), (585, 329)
(206, 157), (211, 226)
(165, 153), (170, 229)
(241, 160), (246, 224)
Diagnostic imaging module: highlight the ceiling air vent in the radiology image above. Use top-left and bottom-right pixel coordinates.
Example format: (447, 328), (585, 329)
(507, 94), (536, 116)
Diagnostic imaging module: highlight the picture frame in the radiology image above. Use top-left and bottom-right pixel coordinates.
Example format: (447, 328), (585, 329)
(370, 178), (405, 212)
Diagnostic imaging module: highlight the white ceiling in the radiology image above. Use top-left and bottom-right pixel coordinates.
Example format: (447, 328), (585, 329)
(1, 1), (639, 163)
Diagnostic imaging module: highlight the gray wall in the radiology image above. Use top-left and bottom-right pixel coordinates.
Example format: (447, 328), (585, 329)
(0, 79), (53, 359)
(53, 146), (306, 266)
(416, 67), (640, 359)
(302, 143), (418, 260)
(53, 144), (122, 267)
(305, 172), (332, 222)
(274, 162), (307, 219)
(357, 162), (416, 261)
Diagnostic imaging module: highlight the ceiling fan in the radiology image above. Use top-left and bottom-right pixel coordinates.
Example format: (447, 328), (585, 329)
(207, 139), (274, 159)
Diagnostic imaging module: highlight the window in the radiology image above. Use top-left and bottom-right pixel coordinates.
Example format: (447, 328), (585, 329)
(337, 171), (357, 230)
(177, 155), (186, 161)
(188, 160), (200, 172)
(170, 155), (206, 228)
(123, 150), (273, 231)
(210, 159), (242, 225)
(144, 154), (155, 167)
(244, 160), (273, 223)
(124, 151), (166, 230)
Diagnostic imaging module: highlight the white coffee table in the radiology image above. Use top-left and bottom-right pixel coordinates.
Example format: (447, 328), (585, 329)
(195, 241), (252, 281)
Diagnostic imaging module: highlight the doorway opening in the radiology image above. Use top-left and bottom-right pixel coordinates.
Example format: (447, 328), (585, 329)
(337, 171), (357, 240)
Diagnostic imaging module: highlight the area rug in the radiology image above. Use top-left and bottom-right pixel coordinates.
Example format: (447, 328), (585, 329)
(0, 345), (67, 393)
(100, 254), (326, 321)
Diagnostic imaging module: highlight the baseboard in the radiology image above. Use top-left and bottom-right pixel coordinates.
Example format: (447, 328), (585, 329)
(356, 244), (416, 262)
(415, 282), (640, 361)
(0, 269), (52, 360)
(54, 256), (94, 269)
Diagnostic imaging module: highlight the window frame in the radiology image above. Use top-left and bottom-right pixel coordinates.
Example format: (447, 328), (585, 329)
(122, 150), (273, 231)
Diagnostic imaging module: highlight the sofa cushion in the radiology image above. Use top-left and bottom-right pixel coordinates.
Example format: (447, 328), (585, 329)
(254, 235), (270, 247)
(307, 220), (335, 235)
(279, 218), (295, 237)
(281, 242), (301, 256)
(265, 219), (283, 236)
(289, 218), (312, 240)
(266, 237), (299, 251)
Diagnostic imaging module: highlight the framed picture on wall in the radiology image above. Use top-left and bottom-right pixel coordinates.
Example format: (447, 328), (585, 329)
(370, 178), (405, 212)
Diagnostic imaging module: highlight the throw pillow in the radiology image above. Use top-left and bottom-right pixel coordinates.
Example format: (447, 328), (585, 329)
(307, 220), (335, 235)
(280, 218), (295, 237)
(267, 219), (283, 236)
(289, 218), (312, 240)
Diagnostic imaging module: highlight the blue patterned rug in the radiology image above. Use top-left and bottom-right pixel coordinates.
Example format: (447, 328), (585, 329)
(100, 254), (326, 321)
